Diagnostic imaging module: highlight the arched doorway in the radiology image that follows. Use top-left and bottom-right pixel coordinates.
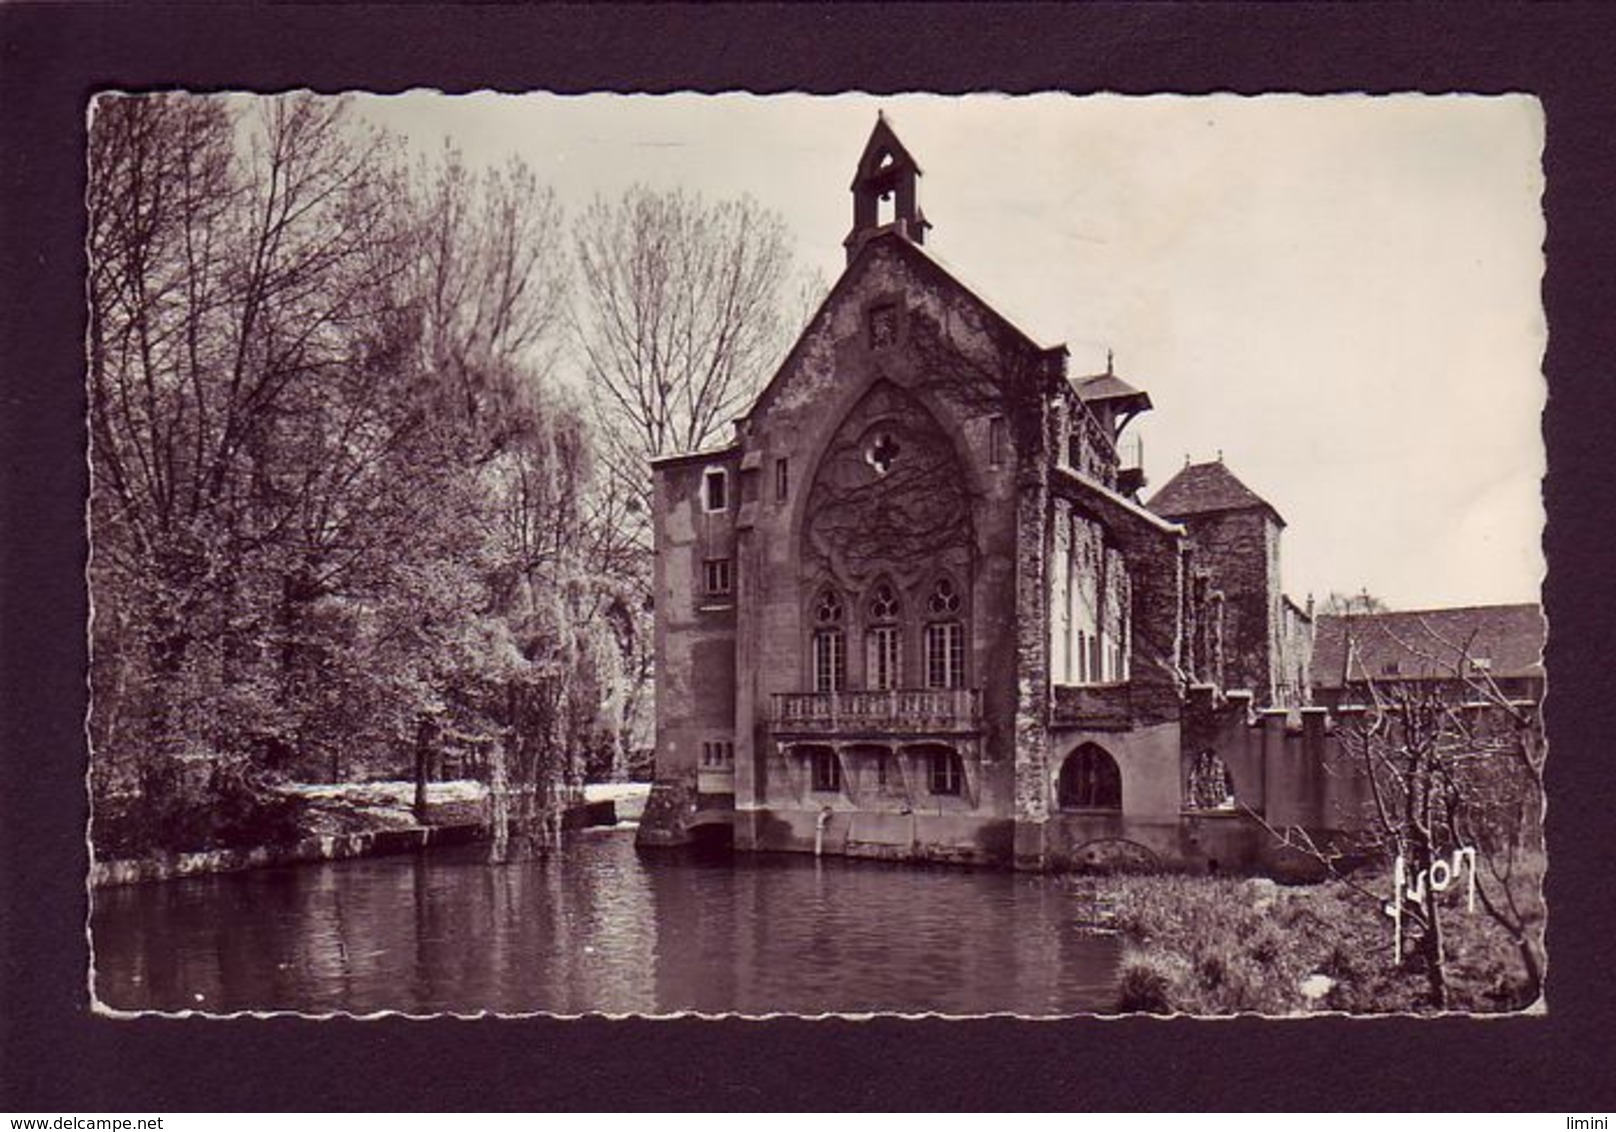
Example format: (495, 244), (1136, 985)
(1057, 743), (1122, 811)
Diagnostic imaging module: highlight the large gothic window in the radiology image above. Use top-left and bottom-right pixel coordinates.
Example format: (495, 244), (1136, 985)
(864, 581), (902, 691)
(802, 383), (972, 700)
(924, 576), (965, 689)
(1058, 743), (1122, 811)
(802, 382), (972, 597)
(812, 588), (846, 693)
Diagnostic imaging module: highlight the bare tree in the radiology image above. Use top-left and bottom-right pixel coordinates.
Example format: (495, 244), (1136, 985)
(1319, 590), (1390, 616)
(572, 186), (796, 493)
(1380, 617), (1547, 1004)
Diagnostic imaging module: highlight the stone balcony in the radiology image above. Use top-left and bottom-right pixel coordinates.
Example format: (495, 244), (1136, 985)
(771, 688), (982, 737)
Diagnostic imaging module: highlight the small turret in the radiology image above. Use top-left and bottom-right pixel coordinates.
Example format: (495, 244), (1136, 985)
(844, 112), (930, 264)
(1149, 460), (1289, 705)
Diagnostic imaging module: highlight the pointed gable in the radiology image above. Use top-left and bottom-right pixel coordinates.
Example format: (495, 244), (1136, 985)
(1147, 460), (1284, 527)
(850, 112), (924, 187)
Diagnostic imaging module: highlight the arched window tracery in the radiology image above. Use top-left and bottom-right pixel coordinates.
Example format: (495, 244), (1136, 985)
(800, 382), (974, 696)
(1186, 749), (1236, 811)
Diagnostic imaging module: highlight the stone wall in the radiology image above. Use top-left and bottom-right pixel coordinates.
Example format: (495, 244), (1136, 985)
(91, 823), (485, 887)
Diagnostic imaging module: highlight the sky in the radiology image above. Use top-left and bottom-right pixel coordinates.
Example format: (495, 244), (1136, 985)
(355, 92), (1546, 612)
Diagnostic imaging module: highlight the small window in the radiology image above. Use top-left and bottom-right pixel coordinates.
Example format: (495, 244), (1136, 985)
(924, 576), (966, 689)
(703, 558), (732, 597)
(811, 748), (841, 793)
(814, 588), (845, 626)
(867, 625), (902, 691)
(924, 622), (965, 689)
(988, 416), (1007, 468)
(1381, 660), (1401, 676)
(813, 588), (847, 692)
(926, 576), (962, 616)
(775, 457), (789, 502)
(814, 631), (846, 693)
(869, 584), (899, 621)
(928, 749), (964, 796)
(703, 468), (728, 512)
(869, 303), (899, 349)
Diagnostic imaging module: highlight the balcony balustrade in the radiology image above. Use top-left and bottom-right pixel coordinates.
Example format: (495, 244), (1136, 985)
(771, 688), (982, 735)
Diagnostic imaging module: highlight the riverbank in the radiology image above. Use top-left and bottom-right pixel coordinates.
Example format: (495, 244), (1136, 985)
(1099, 865), (1543, 1015)
(91, 780), (653, 887)
(90, 822), (486, 887)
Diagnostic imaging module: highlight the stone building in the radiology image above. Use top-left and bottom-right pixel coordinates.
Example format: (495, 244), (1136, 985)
(637, 116), (1370, 873)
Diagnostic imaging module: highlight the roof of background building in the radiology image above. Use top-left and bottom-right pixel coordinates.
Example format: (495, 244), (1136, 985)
(1310, 603), (1545, 689)
(1146, 460), (1284, 526)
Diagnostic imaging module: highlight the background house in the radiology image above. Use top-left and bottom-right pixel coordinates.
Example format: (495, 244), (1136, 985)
(1310, 604), (1546, 709)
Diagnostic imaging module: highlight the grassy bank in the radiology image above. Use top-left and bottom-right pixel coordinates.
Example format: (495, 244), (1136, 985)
(1097, 864), (1543, 1015)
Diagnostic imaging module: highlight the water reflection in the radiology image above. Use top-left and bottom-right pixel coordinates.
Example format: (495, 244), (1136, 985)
(92, 830), (1119, 1015)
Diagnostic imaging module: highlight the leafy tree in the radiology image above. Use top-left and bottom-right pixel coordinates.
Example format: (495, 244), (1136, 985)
(87, 95), (595, 857)
(87, 96), (812, 860)
(88, 93), (410, 847)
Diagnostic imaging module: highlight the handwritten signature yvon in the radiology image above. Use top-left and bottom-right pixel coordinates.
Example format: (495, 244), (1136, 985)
(1383, 847), (1477, 963)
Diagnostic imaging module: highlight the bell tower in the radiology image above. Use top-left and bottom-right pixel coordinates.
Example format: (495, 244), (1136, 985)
(844, 112), (931, 263)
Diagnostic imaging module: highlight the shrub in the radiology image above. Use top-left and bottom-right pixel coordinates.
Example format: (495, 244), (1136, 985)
(1116, 956), (1175, 1014)
(93, 759), (308, 858)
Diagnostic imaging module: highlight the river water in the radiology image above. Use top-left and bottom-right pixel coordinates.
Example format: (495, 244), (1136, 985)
(91, 829), (1121, 1016)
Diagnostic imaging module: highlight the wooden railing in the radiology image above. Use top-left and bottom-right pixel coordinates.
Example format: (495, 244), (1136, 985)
(771, 688), (981, 734)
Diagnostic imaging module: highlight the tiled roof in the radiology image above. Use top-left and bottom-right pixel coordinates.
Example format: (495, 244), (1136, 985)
(1310, 603), (1545, 689)
(1076, 373), (1145, 402)
(1146, 460), (1282, 525)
